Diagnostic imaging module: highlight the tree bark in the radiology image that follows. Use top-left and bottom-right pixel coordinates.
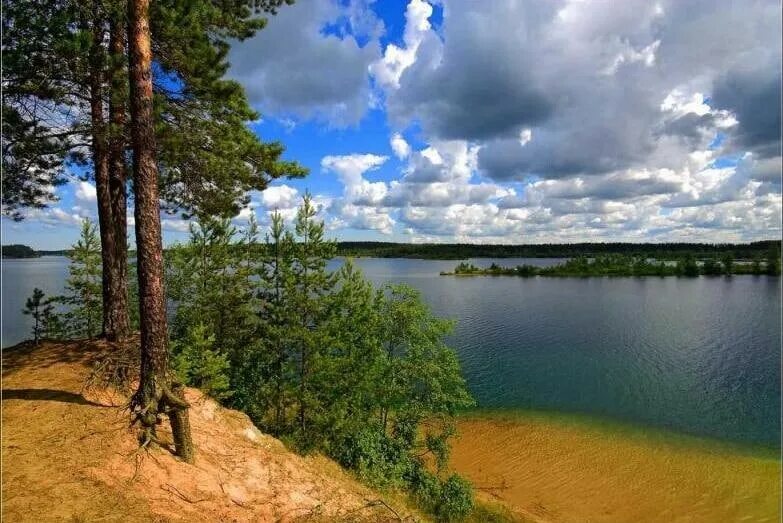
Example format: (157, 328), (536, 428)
(127, 0), (194, 463)
(88, 2), (117, 341)
(107, 16), (130, 341)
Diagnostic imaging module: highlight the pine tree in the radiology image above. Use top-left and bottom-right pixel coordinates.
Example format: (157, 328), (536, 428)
(22, 288), (55, 345)
(722, 252), (734, 275)
(315, 260), (385, 444)
(151, 0), (306, 218)
(127, 0), (193, 462)
(1, 0), (84, 219)
(245, 210), (297, 432)
(172, 322), (232, 400)
(57, 219), (103, 338)
(167, 216), (256, 371)
(289, 194), (337, 443)
(3, 0), (302, 340)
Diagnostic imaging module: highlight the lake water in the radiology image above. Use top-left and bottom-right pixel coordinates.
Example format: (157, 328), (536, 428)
(2, 256), (780, 447)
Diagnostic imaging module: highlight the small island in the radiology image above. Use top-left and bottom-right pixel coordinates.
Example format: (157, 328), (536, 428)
(442, 251), (781, 278)
(1, 244), (40, 259)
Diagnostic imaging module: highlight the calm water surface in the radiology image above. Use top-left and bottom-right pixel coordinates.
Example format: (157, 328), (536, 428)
(3, 256), (780, 446)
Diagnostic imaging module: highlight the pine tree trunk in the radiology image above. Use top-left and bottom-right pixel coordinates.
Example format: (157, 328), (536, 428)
(88, 3), (118, 341)
(107, 17), (130, 341)
(127, 0), (194, 463)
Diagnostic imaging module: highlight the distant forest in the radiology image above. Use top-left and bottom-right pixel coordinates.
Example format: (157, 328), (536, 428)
(336, 240), (782, 260)
(1, 244), (40, 258)
(3, 240), (781, 260)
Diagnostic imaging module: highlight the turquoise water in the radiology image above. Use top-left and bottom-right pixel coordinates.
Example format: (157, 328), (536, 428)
(3, 256), (780, 447)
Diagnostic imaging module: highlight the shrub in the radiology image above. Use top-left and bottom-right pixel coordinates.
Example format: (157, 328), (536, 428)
(437, 474), (474, 522)
(172, 323), (232, 400)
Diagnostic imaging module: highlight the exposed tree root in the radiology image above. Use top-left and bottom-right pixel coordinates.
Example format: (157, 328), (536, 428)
(129, 379), (194, 463)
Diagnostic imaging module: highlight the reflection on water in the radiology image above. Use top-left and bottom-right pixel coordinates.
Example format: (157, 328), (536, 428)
(3, 256), (780, 446)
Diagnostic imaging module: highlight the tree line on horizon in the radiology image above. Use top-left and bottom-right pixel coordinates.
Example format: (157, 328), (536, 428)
(337, 240), (782, 260)
(450, 248), (782, 278)
(5, 239), (781, 261)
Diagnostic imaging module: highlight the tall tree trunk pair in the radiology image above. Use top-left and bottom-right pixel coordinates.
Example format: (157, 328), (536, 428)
(127, 0), (194, 463)
(88, 2), (130, 342)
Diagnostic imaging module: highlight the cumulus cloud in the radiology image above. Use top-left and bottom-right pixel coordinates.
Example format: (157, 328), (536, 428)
(711, 61), (782, 158)
(390, 132), (411, 159)
(221, 0), (781, 243)
(369, 0), (433, 90)
(75, 181), (97, 203)
(261, 184), (300, 210)
(376, 0), (780, 185)
(321, 153), (395, 233)
(229, 0), (381, 126)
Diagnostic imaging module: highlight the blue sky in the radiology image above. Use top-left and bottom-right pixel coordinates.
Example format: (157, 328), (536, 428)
(3, 0), (781, 249)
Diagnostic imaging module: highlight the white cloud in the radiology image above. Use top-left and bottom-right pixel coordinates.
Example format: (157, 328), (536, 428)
(390, 132), (411, 159)
(224, 0), (781, 242)
(519, 129), (533, 146)
(161, 218), (191, 233)
(603, 39), (660, 75)
(75, 181), (97, 203)
(369, 0), (434, 89)
(229, 0), (381, 126)
(322, 153), (389, 205)
(261, 184), (300, 210)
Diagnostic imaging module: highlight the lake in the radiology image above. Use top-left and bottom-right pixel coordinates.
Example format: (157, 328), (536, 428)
(2, 256), (780, 447)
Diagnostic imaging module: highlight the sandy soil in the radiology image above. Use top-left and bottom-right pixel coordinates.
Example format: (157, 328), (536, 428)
(449, 412), (781, 523)
(1, 340), (418, 522)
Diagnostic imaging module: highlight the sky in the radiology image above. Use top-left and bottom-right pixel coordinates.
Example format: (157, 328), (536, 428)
(3, 0), (782, 249)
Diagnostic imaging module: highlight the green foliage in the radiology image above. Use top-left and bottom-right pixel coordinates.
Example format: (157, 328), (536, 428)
(3, 0), (302, 222)
(56, 219), (103, 338)
(447, 252), (775, 278)
(437, 475), (475, 522)
(409, 467), (475, 522)
(679, 255), (700, 277)
(22, 288), (56, 344)
(1, 1), (83, 220)
(152, 0), (306, 219)
(453, 262), (479, 274)
(722, 253), (734, 275)
(164, 196), (475, 520)
(2, 244), (40, 258)
(171, 322), (232, 400)
(167, 216), (254, 355)
(766, 244), (781, 276)
(338, 240), (781, 261)
(335, 422), (413, 488)
(702, 258), (722, 276)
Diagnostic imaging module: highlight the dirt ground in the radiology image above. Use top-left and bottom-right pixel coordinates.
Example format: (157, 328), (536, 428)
(1, 340), (418, 522)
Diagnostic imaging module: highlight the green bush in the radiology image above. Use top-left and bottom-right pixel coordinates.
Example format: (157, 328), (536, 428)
(409, 467), (474, 522)
(172, 323), (232, 400)
(437, 474), (474, 522)
(334, 424), (412, 487)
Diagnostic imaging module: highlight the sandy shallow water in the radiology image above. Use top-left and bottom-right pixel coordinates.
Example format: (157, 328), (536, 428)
(449, 412), (781, 523)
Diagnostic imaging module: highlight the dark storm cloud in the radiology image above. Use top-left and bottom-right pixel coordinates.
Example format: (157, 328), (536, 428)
(711, 64), (782, 159)
(386, 0), (559, 140)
